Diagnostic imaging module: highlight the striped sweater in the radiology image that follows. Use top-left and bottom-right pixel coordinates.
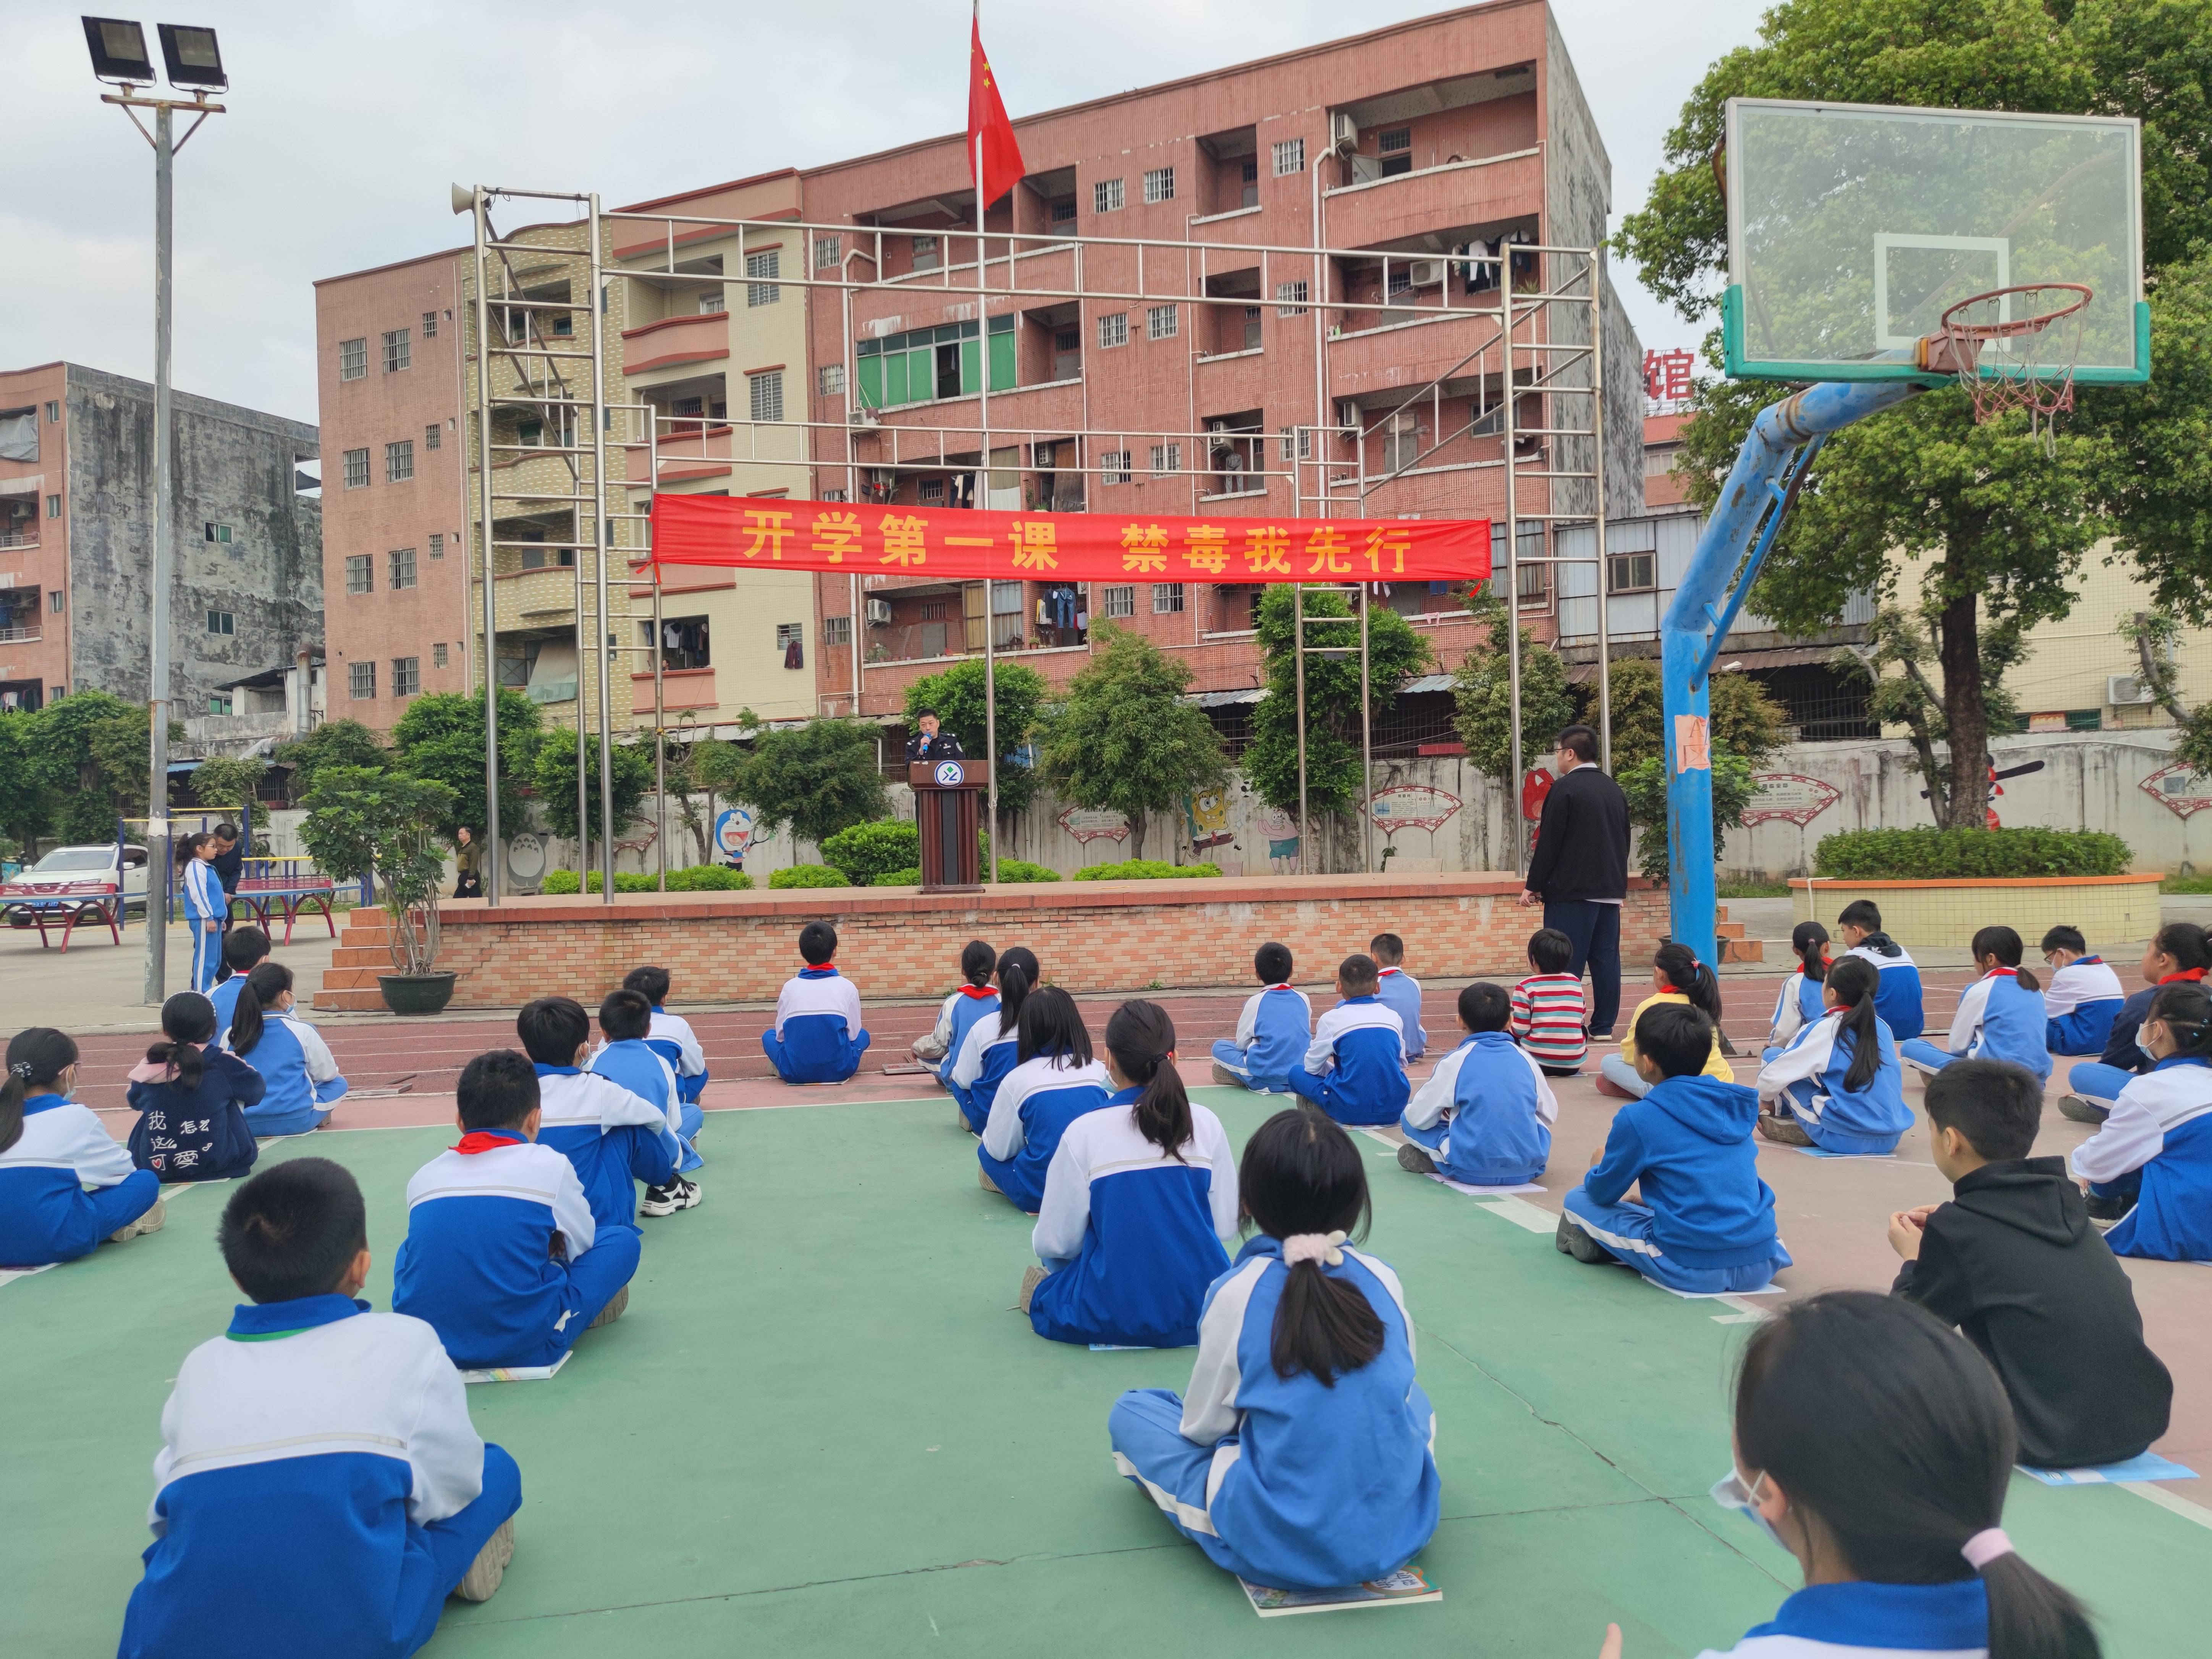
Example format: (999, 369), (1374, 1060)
(1511, 972), (1588, 1067)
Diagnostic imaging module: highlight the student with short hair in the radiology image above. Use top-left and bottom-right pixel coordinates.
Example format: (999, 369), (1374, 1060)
(1560, 1002), (1791, 1294)
(977, 987), (1111, 1212)
(1397, 982), (1557, 1185)
(208, 925), (271, 1032)
(394, 1050), (640, 1370)
(120, 1159), (524, 1656)
(1510, 927), (1588, 1075)
(761, 920), (871, 1085)
(1021, 1000), (1239, 1348)
(127, 993), (262, 1184)
(949, 946), (1038, 1133)
(590, 989), (700, 1218)
(1285, 954), (1410, 1126)
(1209, 941), (1312, 1094)
(1368, 932), (1428, 1061)
(1766, 922), (1831, 1056)
(2069, 982), (2212, 1260)
(224, 962), (349, 1136)
(2061, 921), (2209, 1122)
(517, 996), (680, 1229)
(178, 833), (226, 995)
(913, 939), (999, 1087)
(1888, 1058), (2171, 1469)
(1755, 956), (1911, 1155)
(1598, 942), (1730, 1098)
(1900, 927), (2049, 1085)
(621, 967), (709, 1170)
(1108, 1109), (1439, 1591)
(1836, 899), (1926, 1040)
(2038, 925), (2126, 1057)
(0, 1027), (163, 1264)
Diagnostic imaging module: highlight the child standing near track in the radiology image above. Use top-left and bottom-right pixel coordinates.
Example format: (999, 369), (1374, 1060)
(1899, 927), (2049, 1086)
(589, 990), (700, 1218)
(1837, 899), (1926, 1040)
(1209, 942), (1312, 1095)
(1599, 942), (1730, 1099)
(179, 834), (225, 995)
(2070, 982), (2212, 1259)
(519, 996), (681, 1228)
(914, 940), (998, 1087)
(223, 963), (348, 1136)
(1370, 933), (1428, 1061)
(761, 921), (871, 1085)
(126, 994), (262, 1184)
(2038, 927), (2126, 1057)
(0, 1027), (164, 1264)
(1286, 954), (1410, 1127)
(977, 987), (1111, 1213)
(1510, 927), (1588, 1076)
(950, 947), (1038, 1134)
(1397, 983), (1557, 1185)
(1755, 957), (1911, 1155)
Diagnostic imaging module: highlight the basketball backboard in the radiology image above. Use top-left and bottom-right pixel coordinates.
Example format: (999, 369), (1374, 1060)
(1723, 99), (2146, 384)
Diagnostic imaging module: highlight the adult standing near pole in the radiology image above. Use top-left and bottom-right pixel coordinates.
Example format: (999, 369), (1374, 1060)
(1518, 724), (1630, 1040)
(452, 826), (484, 900)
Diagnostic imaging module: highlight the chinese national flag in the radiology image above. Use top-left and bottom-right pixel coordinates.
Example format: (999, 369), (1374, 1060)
(967, 11), (1025, 206)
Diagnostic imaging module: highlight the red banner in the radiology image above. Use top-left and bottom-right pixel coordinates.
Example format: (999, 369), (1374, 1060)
(647, 495), (1492, 586)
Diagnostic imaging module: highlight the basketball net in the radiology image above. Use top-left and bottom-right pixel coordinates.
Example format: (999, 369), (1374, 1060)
(1918, 283), (2093, 453)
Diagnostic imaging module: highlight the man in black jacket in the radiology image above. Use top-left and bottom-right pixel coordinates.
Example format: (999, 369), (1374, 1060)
(1890, 1059), (2172, 1470)
(209, 824), (244, 938)
(1518, 724), (1630, 1038)
(905, 709), (965, 765)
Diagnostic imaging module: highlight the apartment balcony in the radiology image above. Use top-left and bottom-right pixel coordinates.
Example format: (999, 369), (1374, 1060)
(632, 666), (716, 712)
(492, 566), (591, 631)
(1320, 147), (1544, 254)
(0, 623), (41, 645)
(0, 530), (38, 551)
(621, 311), (731, 382)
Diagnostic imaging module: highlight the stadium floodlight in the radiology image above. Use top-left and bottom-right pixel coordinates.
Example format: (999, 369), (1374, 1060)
(157, 24), (226, 91)
(81, 16), (156, 82)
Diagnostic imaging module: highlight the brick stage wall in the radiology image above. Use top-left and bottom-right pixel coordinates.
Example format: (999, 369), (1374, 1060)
(322, 874), (1669, 1011)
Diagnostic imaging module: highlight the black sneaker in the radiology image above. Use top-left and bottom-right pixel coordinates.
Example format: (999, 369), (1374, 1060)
(1556, 1213), (1613, 1264)
(2084, 1192), (2134, 1224)
(1396, 1141), (1438, 1175)
(2058, 1095), (2110, 1125)
(639, 1179), (702, 1218)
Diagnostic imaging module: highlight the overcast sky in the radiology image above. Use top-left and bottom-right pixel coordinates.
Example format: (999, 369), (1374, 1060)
(2, 0), (1764, 423)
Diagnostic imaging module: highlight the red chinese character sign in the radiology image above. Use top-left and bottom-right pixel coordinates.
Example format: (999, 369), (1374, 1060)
(647, 496), (1492, 586)
(1644, 348), (1695, 406)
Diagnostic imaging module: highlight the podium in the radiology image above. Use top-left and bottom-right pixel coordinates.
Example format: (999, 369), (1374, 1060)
(910, 757), (990, 891)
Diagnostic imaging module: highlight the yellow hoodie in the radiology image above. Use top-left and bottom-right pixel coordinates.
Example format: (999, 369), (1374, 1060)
(1618, 989), (1733, 1082)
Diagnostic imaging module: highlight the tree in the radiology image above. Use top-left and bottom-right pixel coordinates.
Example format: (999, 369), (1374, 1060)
(2116, 609), (2212, 784)
(274, 719), (388, 800)
(1452, 587), (1573, 778)
(1244, 586), (1431, 820)
(188, 756), (266, 824)
(296, 765), (456, 975)
(904, 658), (1048, 820)
(1620, 749), (1760, 883)
(732, 720), (887, 848)
(0, 715), (40, 855)
(1036, 622), (1228, 861)
(30, 690), (179, 843)
(533, 731), (656, 848)
(391, 689), (541, 839)
(1830, 604), (2026, 822)
(1602, 656), (1787, 771)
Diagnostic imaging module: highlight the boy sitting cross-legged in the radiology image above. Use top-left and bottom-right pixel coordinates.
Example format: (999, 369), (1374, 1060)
(1397, 981), (1557, 1186)
(1285, 953), (1410, 1127)
(518, 996), (684, 1227)
(1208, 941), (1312, 1095)
(621, 965), (708, 1169)
(762, 921), (872, 1085)
(394, 1050), (641, 1372)
(119, 1158), (523, 1659)
(590, 989), (702, 1216)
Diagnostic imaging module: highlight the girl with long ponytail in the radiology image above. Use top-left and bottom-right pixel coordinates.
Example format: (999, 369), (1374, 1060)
(126, 994), (263, 1184)
(2069, 981), (2212, 1258)
(222, 961), (349, 1136)
(1767, 922), (1831, 1053)
(0, 1027), (167, 1264)
(1755, 957), (1912, 1155)
(1106, 1107), (1441, 1593)
(976, 986), (1111, 1213)
(1900, 927), (2052, 1090)
(948, 946), (1039, 1135)
(1599, 942), (1731, 1099)
(1018, 1000), (1239, 1350)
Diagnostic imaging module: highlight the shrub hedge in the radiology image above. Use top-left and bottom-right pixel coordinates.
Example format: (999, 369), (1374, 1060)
(770, 863), (851, 889)
(540, 870), (658, 894)
(820, 820), (920, 886)
(994, 858), (1061, 883)
(666, 865), (752, 891)
(873, 867), (923, 888)
(1810, 828), (2133, 880)
(1071, 860), (1221, 881)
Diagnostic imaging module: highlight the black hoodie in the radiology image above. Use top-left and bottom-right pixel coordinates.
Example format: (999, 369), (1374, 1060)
(1893, 1156), (2172, 1469)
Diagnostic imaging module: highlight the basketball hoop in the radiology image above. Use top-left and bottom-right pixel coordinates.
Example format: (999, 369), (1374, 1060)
(1917, 282), (2094, 446)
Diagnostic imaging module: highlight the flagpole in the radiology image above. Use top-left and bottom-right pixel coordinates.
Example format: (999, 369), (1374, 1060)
(975, 0), (998, 884)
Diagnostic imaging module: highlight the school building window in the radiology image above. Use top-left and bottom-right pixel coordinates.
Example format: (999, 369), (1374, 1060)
(428, 532), (445, 560)
(775, 622), (804, 663)
(46, 494), (61, 517)
(385, 440), (414, 482)
(382, 328), (411, 372)
(421, 310), (438, 338)
(1146, 304), (1178, 341)
(1103, 585), (1135, 619)
(1152, 582), (1185, 614)
(749, 370), (784, 424)
(1379, 127), (1413, 178)
(746, 249), (781, 307)
(1098, 312), (1128, 349)
(818, 363), (845, 397)
(432, 642), (448, 669)
(1143, 166), (1175, 204)
(823, 614), (852, 645)
(1275, 280), (1308, 317)
(204, 523), (232, 545)
(1272, 137), (1305, 176)
(1093, 177), (1124, 214)
(391, 657), (420, 697)
(1050, 199), (1077, 223)
(205, 609), (234, 635)
(342, 447), (369, 488)
(338, 337), (366, 380)
(345, 554), (372, 594)
(1100, 450), (1130, 485)
(389, 547), (417, 589)
(424, 422), (441, 451)
(919, 478), (946, 505)
(45, 400), (61, 422)
(814, 234), (842, 268)
(1149, 443), (1180, 477)
(348, 661), (376, 699)
(1608, 548), (1656, 594)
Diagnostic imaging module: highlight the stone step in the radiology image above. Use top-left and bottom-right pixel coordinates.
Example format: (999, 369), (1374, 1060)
(1715, 920), (1746, 940)
(331, 945), (397, 969)
(1720, 937), (1764, 964)
(314, 985), (388, 1012)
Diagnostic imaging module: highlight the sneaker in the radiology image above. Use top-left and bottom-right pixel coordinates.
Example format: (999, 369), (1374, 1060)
(1210, 1061), (1245, 1088)
(451, 1518), (514, 1603)
(2084, 1192), (2134, 1224)
(978, 1166), (1003, 1195)
(954, 1101), (970, 1131)
(110, 1197), (167, 1244)
(1396, 1141), (1438, 1175)
(1016, 1264), (1048, 1314)
(2058, 1095), (2111, 1125)
(1756, 1112), (1815, 1148)
(639, 1179), (701, 1218)
(1555, 1213), (1613, 1264)
(586, 1285), (629, 1330)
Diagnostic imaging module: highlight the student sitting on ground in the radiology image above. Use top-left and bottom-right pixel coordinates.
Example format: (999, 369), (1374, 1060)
(1598, 942), (1731, 1098)
(761, 921), (871, 1085)
(950, 946), (1038, 1134)
(978, 987), (1112, 1213)
(1370, 932), (1428, 1061)
(622, 966), (708, 1170)
(914, 939), (998, 1085)
(1510, 927), (1588, 1076)
(1889, 1058), (2171, 1469)
(118, 1159), (522, 1658)
(1900, 927), (2050, 1086)
(1836, 899), (1926, 1041)
(1209, 942), (1313, 1095)
(1286, 954), (1410, 1127)
(207, 926), (270, 1033)
(1397, 982), (1557, 1186)
(1765, 923), (1831, 1056)
(223, 963), (348, 1136)
(1108, 1108), (1439, 1592)
(2061, 921), (2209, 1123)
(1754, 957), (1912, 1155)
(394, 1050), (640, 1371)
(1656, 1290), (2105, 1659)
(518, 996), (680, 1230)
(2070, 982), (2212, 1261)
(2039, 925), (2127, 1058)
(0, 1027), (164, 1264)
(1560, 1003), (1791, 1294)
(127, 993), (262, 1184)
(1020, 1000), (1239, 1349)
(587, 990), (699, 1218)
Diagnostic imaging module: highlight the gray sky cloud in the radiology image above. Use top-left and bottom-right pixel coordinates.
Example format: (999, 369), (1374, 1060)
(2, 0), (1762, 423)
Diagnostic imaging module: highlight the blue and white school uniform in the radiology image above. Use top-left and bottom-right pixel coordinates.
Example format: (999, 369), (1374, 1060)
(949, 1012), (1022, 1134)
(646, 1004), (709, 1109)
(207, 972), (249, 1035)
(931, 985), (1000, 1089)
(760, 965), (870, 1084)
(1028, 1091), (1239, 1348)
(226, 1011), (348, 1136)
(181, 858), (225, 994)
(393, 1130), (639, 1370)
(1900, 968), (2051, 1084)
(1400, 1030), (1556, 1185)
(977, 1052), (1112, 1213)
(1564, 1074), (1792, 1294)
(0, 1096), (160, 1266)
(2043, 956), (2126, 1056)
(533, 1066), (678, 1229)
(1286, 996), (1409, 1126)
(1210, 982), (1313, 1094)
(2070, 1056), (2212, 1261)
(1375, 965), (1428, 1061)
(1693, 1578), (1990, 1659)
(1764, 968), (1827, 1057)
(1847, 941), (1926, 1040)
(118, 1295), (522, 1659)
(1109, 1235), (1439, 1590)
(1756, 1009), (1911, 1155)
(591, 1037), (690, 1171)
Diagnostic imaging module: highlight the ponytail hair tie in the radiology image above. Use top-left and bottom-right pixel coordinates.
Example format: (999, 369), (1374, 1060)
(1282, 1230), (1347, 1267)
(9, 1061), (34, 1079)
(1960, 1528), (2013, 1569)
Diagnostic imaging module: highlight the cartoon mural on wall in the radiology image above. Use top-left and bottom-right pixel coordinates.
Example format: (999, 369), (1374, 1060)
(1184, 787), (1234, 856)
(1255, 805), (1301, 873)
(714, 807), (774, 867)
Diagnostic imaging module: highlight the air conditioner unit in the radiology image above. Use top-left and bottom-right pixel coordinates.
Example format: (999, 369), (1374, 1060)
(1328, 111), (1358, 155)
(2107, 673), (2155, 707)
(865, 598), (893, 628)
(1406, 259), (1447, 288)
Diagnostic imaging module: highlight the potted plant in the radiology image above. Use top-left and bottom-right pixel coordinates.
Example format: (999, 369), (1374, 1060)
(297, 764), (461, 1015)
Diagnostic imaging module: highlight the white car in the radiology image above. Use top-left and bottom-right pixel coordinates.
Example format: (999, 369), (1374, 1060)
(2, 843), (151, 927)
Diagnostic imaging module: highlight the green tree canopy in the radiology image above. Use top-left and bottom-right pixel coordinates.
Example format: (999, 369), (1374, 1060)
(1452, 588), (1573, 779)
(1036, 622), (1228, 862)
(391, 689), (542, 839)
(1602, 656), (1787, 772)
(1244, 586), (1431, 817)
(732, 719), (888, 848)
(296, 765), (456, 974)
(532, 731), (656, 846)
(904, 658), (1048, 820)
(275, 719), (389, 800)
(187, 756), (267, 824)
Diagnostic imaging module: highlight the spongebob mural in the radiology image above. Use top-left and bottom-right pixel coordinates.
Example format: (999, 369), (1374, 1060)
(1183, 787), (1234, 858)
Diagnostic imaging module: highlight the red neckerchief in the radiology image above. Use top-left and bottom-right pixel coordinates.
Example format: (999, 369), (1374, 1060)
(454, 1130), (525, 1155)
(1377, 966), (1402, 977)
(1264, 982), (1298, 993)
(2160, 968), (2207, 984)
(1982, 966), (2018, 980)
(957, 984), (996, 999)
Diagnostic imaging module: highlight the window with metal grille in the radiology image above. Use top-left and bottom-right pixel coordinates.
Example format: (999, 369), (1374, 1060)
(428, 533), (444, 560)
(824, 615), (852, 645)
(775, 623), (803, 650)
(342, 448), (369, 488)
(1152, 583), (1185, 614)
(385, 440), (413, 482)
(1274, 280), (1308, 318)
(382, 328), (410, 372)
(392, 657), (420, 697)
(1104, 585), (1135, 618)
(745, 249), (780, 307)
(433, 642), (448, 669)
(421, 310), (438, 338)
(1098, 312), (1128, 348)
(748, 370), (784, 424)
(1054, 328), (1080, 353)
(1608, 550), (1656, 593)
(1146, 304), (1178, 340)
(920, 479), (946, 505)
(1272, 137), (1305, 176)
(910, 235), (938, 272)
(389, 547), (417, 590)
(1150, 443), (1181, 477)
(1379, 128), (1413, 178)
(349, 661), (376, 699)
(205, 610), (234, 635)
(345, 555), (372, 594)
(1143, 167), (1175, 203)
(1279, 425), (1314, 460)
(423, 422), (441, 451)
(818, 363), (845, 396)
(1093, 178), (1124, 213)
(813, 234), (841, 269)
(1101, 450), (1131, 485)
(1384, 413), (1421, 472)
(1050, 199), (1077, 223)
(339, 338), (365, 380)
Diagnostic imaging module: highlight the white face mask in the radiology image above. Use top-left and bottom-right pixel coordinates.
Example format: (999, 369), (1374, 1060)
(2138, 1029), (2160, 1060)
(1711, 1468), (1788, 1551)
